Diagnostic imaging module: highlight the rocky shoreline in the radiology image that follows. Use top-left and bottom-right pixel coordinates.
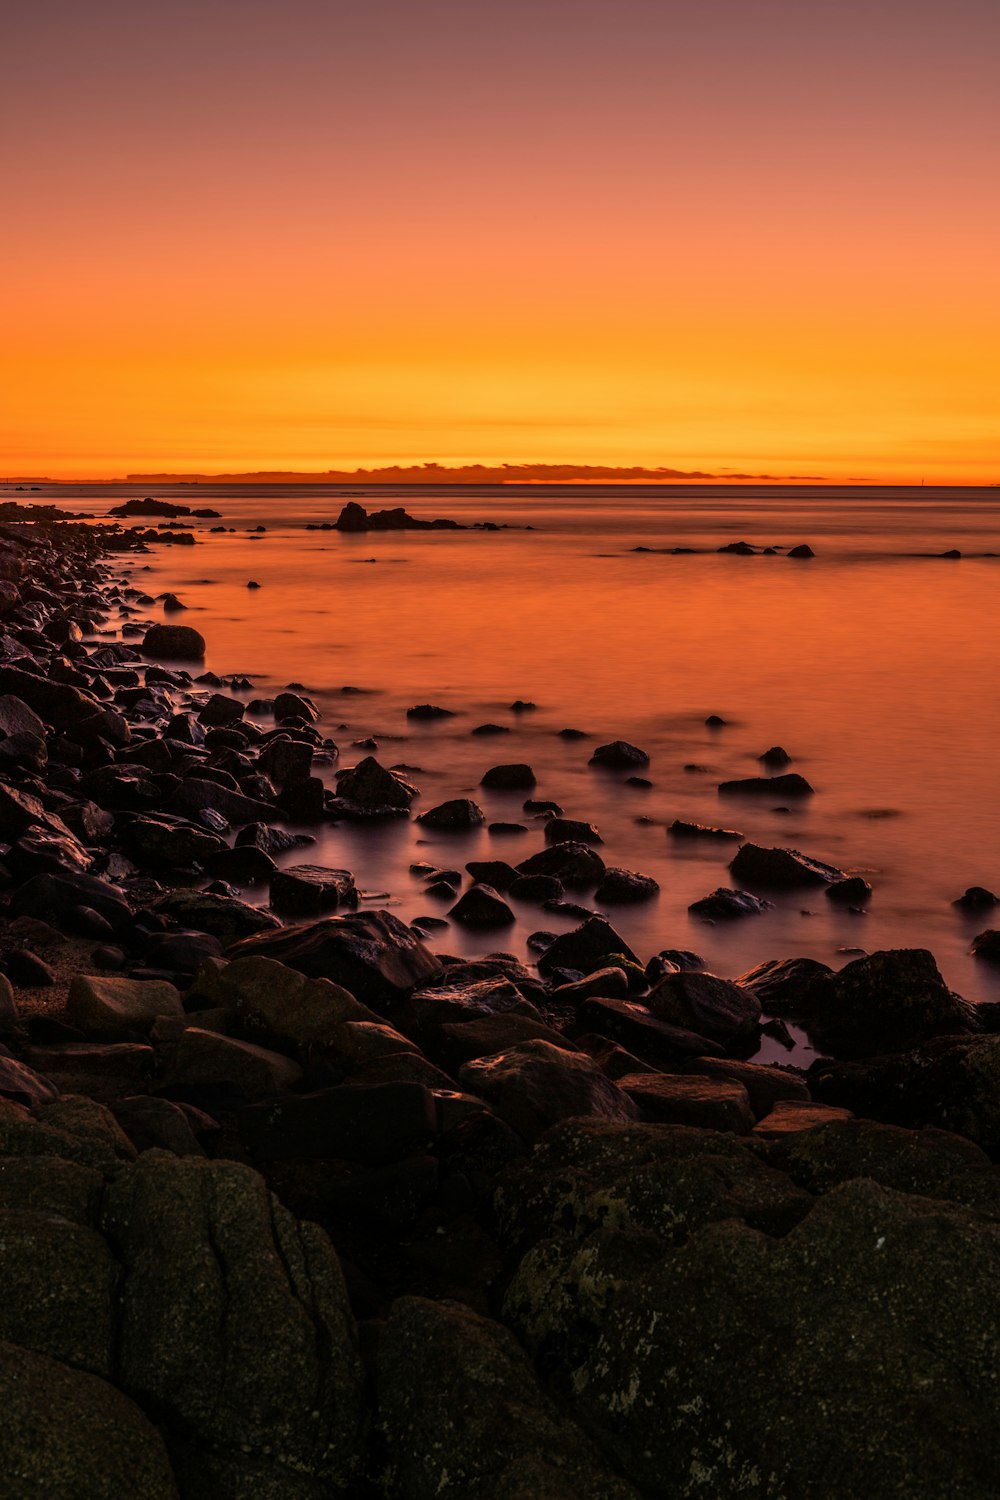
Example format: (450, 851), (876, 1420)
(1, 516), (1000, 1496)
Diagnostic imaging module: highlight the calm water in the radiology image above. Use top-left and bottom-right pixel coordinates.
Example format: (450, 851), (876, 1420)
(20, 482), (1000, 1057)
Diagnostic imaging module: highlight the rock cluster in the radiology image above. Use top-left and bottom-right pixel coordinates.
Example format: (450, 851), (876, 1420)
(0, 514), (997, 1496)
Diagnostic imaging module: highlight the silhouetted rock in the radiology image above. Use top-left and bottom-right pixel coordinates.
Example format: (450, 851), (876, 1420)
(787, 543), (815, 558)
(480, 763), (536, 790)
(826, 875), (874, 905)
(516, 840), (606, 888)
(719, 772), (815, 797)
(730, 843), (844, 889)
(448, 884), (515, 928)
(141, 624), (206, 661)
(689, 887), (773, 920)
(417, 799), (486, 832)
(649, 970), (762, 1045)
(594, 867), (660, 903)
(590, 740), (649, 769)
(668, 818), (743, 840)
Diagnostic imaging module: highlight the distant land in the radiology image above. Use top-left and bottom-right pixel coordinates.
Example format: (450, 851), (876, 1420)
(120, 462), (829, 484)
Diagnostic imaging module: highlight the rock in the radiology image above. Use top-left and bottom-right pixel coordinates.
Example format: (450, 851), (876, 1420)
(465, 859), (519, 890)
(719, 772), (815, 797)
(102, 1153), (363, 1484)
(192, 954), (375, 1051)
(67, 974), (184, 1033)
(0, 664), (100, 729)
(277, 773), (327, 822)
(536, 915), (639, 976)
(688, 886), (773, 920)
(375, 1298), (637, 1500)
(667, 818), (743, 840)
(125, 814), (226, 868)
(273, 690), (318, 722)
(448, 884), (516, 928)
(5, 949), (56, 987)
(480, 763), (536, 790)
(787, 542), (815, 557)
(337, 755), (416, 812)
(202, 843), (277, 885)
(256, 734), (313, 784)
(0, 973), (17, 1031)
(589, 740), (649, 769)
(730, 842), (845, 888)
(459, 1040), (639, 1141)
(416, 798), (486, 831)
(812, 948), (980, 1057)
(0, 693), (45, 741)
(516, 840), (606, 888)
(140, 624), (206, 661)
(197, 692), (245, 726)
(956, 887), (999, 912)
(737, 955), (836, 1017)
(973, 930), (1000, 960)
(617, 1072), (754, 1132)
(239, 1080), (438, 1164)
(594, 867), (660, 903)
(171, 776), (277, 825)
(508, 872), (563, 903)
(406, 703), (454, 720)
(0, 1340), (180, 1499)
(167, 1027), (303, 1100)
(441, 1012), (570, 1064)
(753, 1099), (854, 1135)
(0, 1204), (118, 1374)
(227, 909), (443, 1007)
(544, 815), (603, 844)
(759, 745), (792, 766)
(111, 1095), (213, 1156)
(154, 889), (280, 945)
(0, 1053), (60, 1106)
(648, 970), (762, 1044)
(827, 875), (874, 905)
(685, 1055), (811, 1117)
(235, 820), (311, 857)
(553, 966), (630, 1003)
(270, 864), (357, 917)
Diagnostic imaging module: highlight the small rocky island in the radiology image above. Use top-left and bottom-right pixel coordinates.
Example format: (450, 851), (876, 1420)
(0, 512), (998, 1496)
(304, 502), (514, 532)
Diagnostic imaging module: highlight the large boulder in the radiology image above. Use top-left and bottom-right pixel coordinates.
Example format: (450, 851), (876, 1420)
(729, 842), (845, 888)
(334, 756), (416, 812)
(67, 975), (184, 1034)
(536, 916), (639, 976)
(227, 909), (443, 1008)
(0, 1340), (179, 1500)
(375, 1297), (638, 1500)
(809, 948), (980, 1057)
(191, 954), (376, 1051)
(154, 889), (280, 946)
(102, 1152), (363, 1486)
(516, 840), (606, 888)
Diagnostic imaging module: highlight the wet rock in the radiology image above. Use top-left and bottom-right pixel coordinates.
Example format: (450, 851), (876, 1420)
(509, 872), (564, 903)
(827, 875), (874, 905)
(730, 842), (845, 888)
(441, 1012), (570, 1064)
(811, 948), (980, 1057)
(67, 974), (184, 1033)
(273, 690), (318, 723)
(480, 763), (536, 790)
(9, 871), (132, 932)
(759, 745), (792, 766)
(753, 1099), (854, 1135)
(737, 955), (836, 1017)
(256, 734), (313, 784)
(448, 884), (516, 928)
(171, 776), (277, 825)
(197, 692), (245, 727)
(334, 755), (416, 812)
(465, 859), (519, 890)
(192, 953), (374, 1052)
(153, 889), (280, 945)
(140, 624), (206, 661)
(973, 930), (1000, 961)
(516, 840), (606, 888)
(406, 703), (454, 720)
(617, 1072), (754, 1132)
(0, 1341), (180, 1499)
(375, 1297), (637, 1500)
(536, 915), (639, 976)
(125, 814), (226, 868)
(417, 798), (486, 832)
(787, 542), (815, 557)
(719, 771), (815, 797)
(202, 843), (277, 885)
(544, 815), (603, 844)
(589, 740), (649, 769)
(594, 867), (660, 903)
(235, 820), (311, 857)
(471, 722), (510, 736)
(956, 886), (999, 912)
(270, 864), (357, 917)
(667, 817), (743, 840)
(648, 970), (762, 1045)
(110, 1095), (213, 1157)
(553, 966), (630, 1003)
(688, 886), (773, 920)
(459, 1039), (639, 1141)
(228, 909), (443, 1007)
(277, 773), (327, 822)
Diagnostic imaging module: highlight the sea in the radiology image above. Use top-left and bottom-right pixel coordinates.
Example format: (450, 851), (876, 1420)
(16, 481), (1000, 1064)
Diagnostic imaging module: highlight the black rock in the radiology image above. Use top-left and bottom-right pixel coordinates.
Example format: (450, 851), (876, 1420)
(516, 841), (606, 889)
(719, 773), (814, 798)
(955, 887), (999, 913)
(730, 843), (844, 889)
(595, 867), (660, 903)
(668, 819), (743, 840)
(407, 704), (455, 720)
(544, 816), (602, 845)
(759, 746), (792, 767)
(240, 1080), (438, 1163)
(5, 949), (55, 986)
(589, 740), (649, 770)
(448, 885), (516, 928)
(141, 624), (206, 661)
(269, 865), (357, 918)
(537, 915), (639, 976)
(688, 887), (774, 920)
(509, 874), (564, 903)
(826, 876), (874, 905)
(417, 799), (486, 832)
(480, 763), (536, 790)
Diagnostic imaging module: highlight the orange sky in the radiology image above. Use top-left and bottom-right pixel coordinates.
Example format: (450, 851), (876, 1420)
(3, 0), (998, 483)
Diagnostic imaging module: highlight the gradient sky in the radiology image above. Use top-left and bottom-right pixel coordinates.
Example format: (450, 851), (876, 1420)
(3, 0), (998, 481)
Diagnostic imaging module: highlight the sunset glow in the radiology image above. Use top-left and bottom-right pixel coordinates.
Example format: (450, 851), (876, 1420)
(4, 0), (998, 482)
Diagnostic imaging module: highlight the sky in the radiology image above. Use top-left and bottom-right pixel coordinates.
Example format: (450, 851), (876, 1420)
(3, 0), (998, 482)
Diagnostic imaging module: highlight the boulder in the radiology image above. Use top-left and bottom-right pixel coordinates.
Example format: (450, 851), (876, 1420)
(227, 909), (443, 1007)
(667, 818), (743, 840)
(594, 867), (660, 903)
(196, 692), (245, 727)
(737, 955), (835, 1017)
(0, 1340), (179, 1499)
(335, 755), (415, 811)
(417, 798), (486, 831)
(516, 840), (606, 888)
(273, 690), (318, 722)
(536, 915), (639, 976)
(544, 816), (603, 845)
(141, 624), (206, 661)
(688, 886), (773, 920)
(192, 954), (375, 1051)
(375, 1298), (638, 1500)
(167, 1027), (303, 1100)
(102, 1153), (363, 1484)
(269, 864), (357, 917)
(648, 970), (762, 1044)
(719, 772), (815, 797)
(616, 1072), (754, 1132)
(67, 975), (184, 1033)
(448, 884), (515, 928)
(239, 1081), (438, 1164)
(480, 763), (536, 790)
(730, 842), (845, 888)
(810, 948), (980, 1057)
(589, 741), (649, 769)
(459, 1040), (639, 1141)
(154, 889), (280, 945)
